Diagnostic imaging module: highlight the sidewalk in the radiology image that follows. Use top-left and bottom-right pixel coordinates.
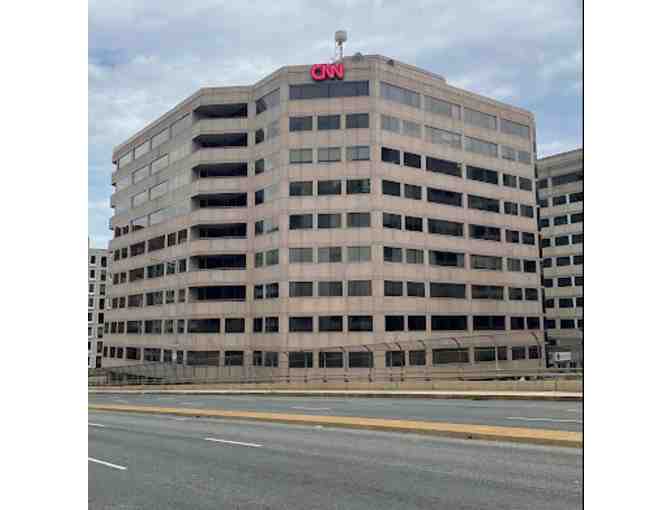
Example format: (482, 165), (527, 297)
(89, 388), (582, 401)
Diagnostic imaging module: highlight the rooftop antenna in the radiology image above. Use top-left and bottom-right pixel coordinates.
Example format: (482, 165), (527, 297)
(334, 30), (347, 61)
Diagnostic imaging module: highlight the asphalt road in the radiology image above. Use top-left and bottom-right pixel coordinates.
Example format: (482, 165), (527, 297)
(89, 411), (582, 510)
(89, 393), (583, 431)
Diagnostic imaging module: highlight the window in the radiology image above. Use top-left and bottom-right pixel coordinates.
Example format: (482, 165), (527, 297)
(467, 166), (498, 185)
(539, 218), (550, 228)
(254, 159), (265, 175)
(519, 177), (533, 191)
(384, 280), (403, 297)
(559, 298), (574, 309)
(557, 256), (571, 267)
(385, 316), (404, 332)
(425, 126), (461, 148)
(346, 145), (370, 161)
(468, 194), (499, 213)
(502, 146), (517, 161)
(253, 319), (263, 333)
(383, 212), (402, 230)
(133, 166), (149, 184)
(318, 281), (343, 297)
(523, 260), (537, 273)
(552, 171), (583, 186)
(348, 315), (373, 331)
(151, 128), (170, 149)
(382, 180), (401, 196)
(289, 116), (313, 131)
(348, 280), (372, 296)
(383, 246), (403, 263)
(403, 120), (422, 138)
(385, 350), (405, 367)
(289, 317), (313, 332)
(254, 253), (264, 268)
(264, 351), (279, 366)
(539, 199), (549, 208)
(319, 352), (344, 368)
(404, 184), (422, 200)
(289, 214), (313, 230)
(509, 287), (523, 300)
(289, 248), (313, 264)
(471, 254), (502, 271)
(405, 216), (423, 232)
(425, 95), (460, 118)
(380, 81), (420, 108)
(316, 316), (342, 333)
(464, 107), (497, 130)
(318, 247), (342, 263)
(289, 352), (313, 368)
(426, 156), (461, 177)
(289, 81), (369, 100)
(472, 285), (504, 300)
(406, 315), (427, 332)
(255, 88), (280, 114)
(318, 147), (341, 163)
(265, 249), (279, 266)
(187, 318), (221, 334)
(429, 250), (464, 267)
(558, 277), (573, 287)
(465, 136), (498, 157)
(574, 255), (584, 265)
(506, 230), (520, 243)
(433, 347), (469, 363)
(561, 319), (576, 329)
(346, 113), (369, 129)
(406, 248), (424, 264)
(427, 187), (462, 207)
(381, 114), (400, 133)
(265, 317), (279, 333)
(317, 180), (342, 195)
(289, 148), (313, 164)
(430, 282), (466, 299)
(404, 152), (422, 168)
(198, 193), (247, 208)
(349, 351), (374, 368)
(381, 147), (401, 164)
(347, 246), (371, 262)
(147, 235), (165, 252)
(347, 212), (370, 228)
(553, 195), (568, 206)
(504, 202), (519, 215)
(522, 232), (536, 245)
(473, 315), (506, 331)
(469, 224), (501, 242)
(572, 234), (584, 244)
(570, 213), (584, 224)
(317, 114), (340, 130)
(500, 118), (530, 138)
(428, 218), (463, 237)
(555, 235), (570, 247)
(347, 178), (370, 194)
(520, 205), (534, 218)
(290, 181), (313, 196)
(575, 276), (584, 286)
(525, 288), (539, 301)
(570, 192), (584, 203)
(474, 347), (496, 363)
(255, 128), (265, 144)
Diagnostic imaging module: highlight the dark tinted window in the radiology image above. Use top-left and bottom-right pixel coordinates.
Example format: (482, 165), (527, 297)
(289, 116), (313, 131)
(426, 156), (461, 177)
(404, 183), (422, 200)
(381, 147), (401, 164)
(427, 187), (462, 207)
(289, 81), (369, 100)
(430, 282), (466, 298)
(467, 165), (498, 185)
(428, 218), (463, 237)
(345, 113), (369, 128)
(318, 114), (341, 130)
(431, 316), (468, 331)
(473, 315), (506, 331)
(404, 152), (422, 168)
(382, 180), (401, 196)
(289, 181), (313, 196)
(468, 194), (499, 213)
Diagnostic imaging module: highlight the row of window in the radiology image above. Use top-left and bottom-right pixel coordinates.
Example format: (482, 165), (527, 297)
(545, 318), (583, 330)
(104, 314), (542, 335)
(101, 344), (542, 366)
(89, 255), (108, 267)
(539, 213), (583, 228)
(543, 275), (584, 288)
(88, 269), (107, 281)
(542, 255), (583, 268)
(289, 113), (369, 131)
(541, 233), (583, 248)
(537, 171), (583, 189)
(113, 227), (187, 255)
(538, 191), (583, 208)
(289, 145), (371, 164)
(116, 114), (189, 170)
(545, 296), (584, 309)
(88, 283), (106, 295)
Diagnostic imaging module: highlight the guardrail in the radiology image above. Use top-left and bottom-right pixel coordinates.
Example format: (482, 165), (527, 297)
(89, 363), (582, 387)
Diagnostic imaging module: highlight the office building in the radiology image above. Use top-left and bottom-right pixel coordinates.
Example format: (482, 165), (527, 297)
(88, 243), (108, 368)
(102, 53), (544, 373)
(536, 149), (583, 367)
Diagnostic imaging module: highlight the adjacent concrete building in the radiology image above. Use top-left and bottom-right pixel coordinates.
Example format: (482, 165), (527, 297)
(102, 54), (545, 374)
(88, 242), (108, 368)
(536, 149), (583, 368)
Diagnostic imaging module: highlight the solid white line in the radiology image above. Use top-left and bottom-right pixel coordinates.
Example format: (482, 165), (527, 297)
(88, 457), (127, 471)
(88, 423), (106, 427)
(204, 437), (263, 448)
(506, 417), (583, 423)
(290, 406), (331, 411)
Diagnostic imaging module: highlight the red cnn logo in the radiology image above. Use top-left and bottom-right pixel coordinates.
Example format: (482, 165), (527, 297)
(310, 63), (345, 81)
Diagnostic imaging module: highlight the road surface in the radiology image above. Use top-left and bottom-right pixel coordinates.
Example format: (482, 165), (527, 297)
(89, 410), (582, 509)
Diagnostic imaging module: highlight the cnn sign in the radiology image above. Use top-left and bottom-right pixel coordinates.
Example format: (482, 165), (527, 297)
(310, 63), (345, 81)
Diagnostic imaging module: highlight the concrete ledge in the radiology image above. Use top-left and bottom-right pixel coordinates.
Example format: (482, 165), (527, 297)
(89, 389), (582, 401)
(88, 403), (582, 448)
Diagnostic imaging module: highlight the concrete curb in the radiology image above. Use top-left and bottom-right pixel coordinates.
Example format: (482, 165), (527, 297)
(88, 404), (583, 448)
(88, 389), (582, 401)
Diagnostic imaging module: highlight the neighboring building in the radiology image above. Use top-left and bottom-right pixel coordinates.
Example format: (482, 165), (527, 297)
(88, 242), (108, 368)
(103, 53), (545, 373)
(536, 149), (583, 368)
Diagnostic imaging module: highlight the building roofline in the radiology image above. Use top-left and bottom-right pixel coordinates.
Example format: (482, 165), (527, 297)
(537, 147), (583, 162)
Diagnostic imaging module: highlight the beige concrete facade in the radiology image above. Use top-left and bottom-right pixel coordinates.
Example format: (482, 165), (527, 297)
(536, 149), (583, 367)
(103, 54), (544, 372)
(88, 244), (109, 368)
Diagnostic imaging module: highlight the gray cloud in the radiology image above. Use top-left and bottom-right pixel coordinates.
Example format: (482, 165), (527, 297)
(89, 0), (582, 246)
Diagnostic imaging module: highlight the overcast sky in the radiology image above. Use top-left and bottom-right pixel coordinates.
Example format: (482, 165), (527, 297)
(88, 0), (583, 247)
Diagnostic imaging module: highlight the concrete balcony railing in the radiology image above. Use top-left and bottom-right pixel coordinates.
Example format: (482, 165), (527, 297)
(192, 117), (249, 137)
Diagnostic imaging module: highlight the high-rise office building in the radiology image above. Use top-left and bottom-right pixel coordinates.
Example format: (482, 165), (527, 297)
(536, 148), (583, 368)
(102, 54), (544, 373)
(88, 242), (108, 368)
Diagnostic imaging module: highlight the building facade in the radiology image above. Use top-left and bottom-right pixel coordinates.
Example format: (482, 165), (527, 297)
(88, 244), (108, 368)
(536, 149), (583, 368)
(102, 54), (545, 374)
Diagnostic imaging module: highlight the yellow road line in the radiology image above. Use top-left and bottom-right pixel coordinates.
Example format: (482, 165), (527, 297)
(88, 404), (582, 448)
